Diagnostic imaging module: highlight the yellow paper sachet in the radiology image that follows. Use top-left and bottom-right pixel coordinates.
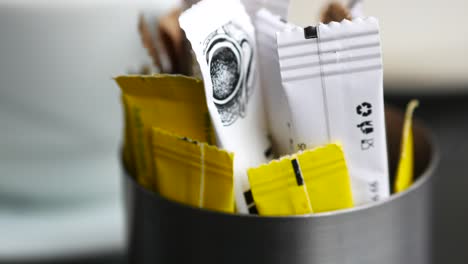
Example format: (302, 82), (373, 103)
(152, 127), (234, 213)
(247, 156), (313, 216)
(394, 100), (419, 193)
(300, 144), (354, 213)
(115, 75), (216, 188)
(121, 95), (137, 181)
(248, 143), (354, 216)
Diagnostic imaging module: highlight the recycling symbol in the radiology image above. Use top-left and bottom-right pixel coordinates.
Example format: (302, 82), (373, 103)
(356, 102), (372, 117)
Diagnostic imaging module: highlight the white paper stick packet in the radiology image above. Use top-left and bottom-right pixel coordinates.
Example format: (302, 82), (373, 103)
(179, 0), (272, 213)
(349, 0), (364, 18)
(277, 17), (389, 205)
(255, 8), (298, 156)
(242, 0), (265, 18)
(263, 0), (290, 19)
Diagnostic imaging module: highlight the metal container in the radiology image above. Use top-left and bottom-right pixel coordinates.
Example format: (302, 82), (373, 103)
(123, 107), (438, 264)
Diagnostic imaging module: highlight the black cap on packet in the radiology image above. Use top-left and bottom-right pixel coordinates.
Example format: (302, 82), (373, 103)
(303, 26), (318, 39)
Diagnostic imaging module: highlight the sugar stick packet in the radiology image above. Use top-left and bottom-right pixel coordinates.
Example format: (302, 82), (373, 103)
(152, 128), (235, 213)
(255, 9), (298, 156)
(277, 18), (390, 205)
(394, 100), (419, 193)
(248, 143), (353, 216)
(348, 0), (364, 18)
(179, 0), (273, 213)
(262, 0), (290, 19)
(115, 75), (216, 188)
(241, 0), (265, 18)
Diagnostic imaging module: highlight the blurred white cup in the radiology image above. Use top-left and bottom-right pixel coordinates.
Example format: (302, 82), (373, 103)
(0, 0), (176, 201)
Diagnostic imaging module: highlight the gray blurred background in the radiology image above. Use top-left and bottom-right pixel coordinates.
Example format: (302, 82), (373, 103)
(0, 0), (466, 263)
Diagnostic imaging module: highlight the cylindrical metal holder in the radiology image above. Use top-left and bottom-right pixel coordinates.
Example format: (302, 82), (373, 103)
(123, 107), (438, 264)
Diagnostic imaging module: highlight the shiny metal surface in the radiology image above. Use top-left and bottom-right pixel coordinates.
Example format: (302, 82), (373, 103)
(124, 108), (438, 264)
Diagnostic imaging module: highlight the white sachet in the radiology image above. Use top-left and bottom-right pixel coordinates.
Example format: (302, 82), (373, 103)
(255, 9), (298, 156)
(241, 0), (265, 18)
(179, 0), (272, 214)
(263, 0), (290, 19)
(277, 18), (389, 205)
(349, 0), (364, 18)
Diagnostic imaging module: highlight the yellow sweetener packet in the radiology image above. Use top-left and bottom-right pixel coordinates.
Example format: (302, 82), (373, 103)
(122, 95), (136, 178)
(248, 143), (353, 216)
(394, 100), (419, 193)
(115, 75), (216, 188)
(152, 127), (234, 213)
